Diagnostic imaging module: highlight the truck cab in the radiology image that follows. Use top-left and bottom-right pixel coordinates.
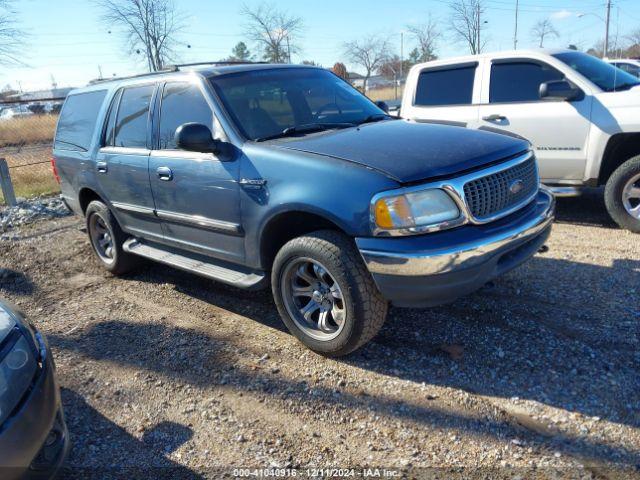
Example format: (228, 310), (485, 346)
(402, 49), (640, 232)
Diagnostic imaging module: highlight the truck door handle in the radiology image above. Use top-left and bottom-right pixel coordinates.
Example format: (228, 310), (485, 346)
(96, 161), (108, 173)
(156, 167), (173, 181)
(482, 114), (507, 122)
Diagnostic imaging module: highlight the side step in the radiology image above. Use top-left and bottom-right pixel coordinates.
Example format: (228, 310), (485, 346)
(123, 238), (266, 289)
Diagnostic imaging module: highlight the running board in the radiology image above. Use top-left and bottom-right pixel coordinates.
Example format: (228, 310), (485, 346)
(123, 238), (266, 289)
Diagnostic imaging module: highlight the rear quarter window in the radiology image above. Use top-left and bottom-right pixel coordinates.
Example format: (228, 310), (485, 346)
(414, 66), (476, 106)
(55, 90), (107, 151)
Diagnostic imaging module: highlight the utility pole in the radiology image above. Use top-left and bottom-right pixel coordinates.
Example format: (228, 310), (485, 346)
(399, 32), (404, 81)
(476, 2), (481, 54)
(514, 0), (519, 50)
(604, 0), (611, 58)
(98, 65), (104, 80)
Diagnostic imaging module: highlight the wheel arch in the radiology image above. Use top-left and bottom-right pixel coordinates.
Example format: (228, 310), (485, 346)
(259, 209), (350, 271)
(78, 187), (106, 215)
(598, 133), (640, 185)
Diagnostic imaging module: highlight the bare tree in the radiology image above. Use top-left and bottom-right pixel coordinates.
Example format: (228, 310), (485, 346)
(241, 3), (303, 63)
(0, 0), (25, 65)
(625, 28), (640, 57)
(332, 62), (348, 80)
(531, 18), (559, 48)
(343, 35), (390, 92)
(98, 0), (183, 72)
(406, 16), (441, 62)
(450, 0), (486, 55)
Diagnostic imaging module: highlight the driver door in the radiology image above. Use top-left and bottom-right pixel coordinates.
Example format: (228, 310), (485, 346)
(149, 80), (244, 264)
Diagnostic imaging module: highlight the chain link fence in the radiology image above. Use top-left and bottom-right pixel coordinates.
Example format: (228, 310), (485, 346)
(0, 97), (65, 205)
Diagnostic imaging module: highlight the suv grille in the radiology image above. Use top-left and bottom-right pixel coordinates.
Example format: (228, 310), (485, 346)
(463, 157), (538, 220)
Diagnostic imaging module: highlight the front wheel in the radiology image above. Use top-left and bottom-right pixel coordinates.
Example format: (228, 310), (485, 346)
(604, 156), (640, 233)
(271, 230), (388, 357)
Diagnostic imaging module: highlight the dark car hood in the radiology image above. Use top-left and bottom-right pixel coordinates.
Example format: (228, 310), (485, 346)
(274, 120), (530, 184)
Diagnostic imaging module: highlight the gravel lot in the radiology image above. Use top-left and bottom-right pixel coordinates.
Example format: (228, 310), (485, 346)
(0, 190), (639, 479)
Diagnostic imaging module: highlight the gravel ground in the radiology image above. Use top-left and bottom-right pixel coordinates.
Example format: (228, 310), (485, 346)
(0, 189), (638, 479)
(0, 195), (70, 233)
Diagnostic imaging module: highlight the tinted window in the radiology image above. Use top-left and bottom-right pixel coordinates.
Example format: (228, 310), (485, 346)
(113, 85), (154, 148)
(210, 68), (382, 140)
(490, 62), (564, 103)
(159, 83), (213, 149)
(617, 63), (640, 78)
(414, 66), (476, 106)
(103, 89), (122, 146)
(55, 90), (107, 151)
(553, 51), (640, 92)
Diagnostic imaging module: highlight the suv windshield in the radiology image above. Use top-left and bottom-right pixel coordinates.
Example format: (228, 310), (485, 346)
(553, 51), (640, 92)
(209, 68), (385, 141)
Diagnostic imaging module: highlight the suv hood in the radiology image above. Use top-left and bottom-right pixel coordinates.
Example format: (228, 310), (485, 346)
(274, 120), (530, 184)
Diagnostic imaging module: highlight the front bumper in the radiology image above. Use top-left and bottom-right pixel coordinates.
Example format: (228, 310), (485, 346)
(357, 189), (555, 307)
(0, 331), (69, 480)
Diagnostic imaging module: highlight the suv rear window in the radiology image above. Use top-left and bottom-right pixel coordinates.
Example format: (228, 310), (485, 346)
(414, 66), (476, 106)
(113, 84), (154, 148)
(55, 90), (107, 151)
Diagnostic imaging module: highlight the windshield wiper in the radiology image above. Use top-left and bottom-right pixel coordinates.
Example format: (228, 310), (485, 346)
(255, 122), (355, 142)
(356, 114), (396, 125)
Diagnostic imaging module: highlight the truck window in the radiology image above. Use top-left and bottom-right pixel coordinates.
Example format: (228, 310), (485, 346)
(159, 82), (213, 149)
(414, 66), (476, 106)
(113, 84), (154, 149)
(55, 90), (107, 151)
(490, 62), (563, 103)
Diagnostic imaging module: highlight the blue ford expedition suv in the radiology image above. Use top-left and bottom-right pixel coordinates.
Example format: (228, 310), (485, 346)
(53, 63), (555, 356)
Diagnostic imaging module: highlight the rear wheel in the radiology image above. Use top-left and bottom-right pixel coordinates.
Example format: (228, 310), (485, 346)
(604, 156), (640, 233)
(85, 200), (139, 274)
(271, 230), (388, 357)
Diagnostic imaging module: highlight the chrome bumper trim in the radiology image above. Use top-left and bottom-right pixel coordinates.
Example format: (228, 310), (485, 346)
(543, 185), (583, 197)
(359, 189), (555, 277)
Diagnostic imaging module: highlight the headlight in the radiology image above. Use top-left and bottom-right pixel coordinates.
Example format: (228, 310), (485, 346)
(372, 188), (462, 235)
(0, 303), (39, 426)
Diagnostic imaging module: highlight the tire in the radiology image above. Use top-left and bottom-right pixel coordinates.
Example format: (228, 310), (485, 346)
(85, 200), (139, 275)
(604, 155), (640, 233)
(271, 230), (388, 357)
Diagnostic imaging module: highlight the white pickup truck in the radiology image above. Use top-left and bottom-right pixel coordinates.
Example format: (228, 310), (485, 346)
(401, 49), (640, 232)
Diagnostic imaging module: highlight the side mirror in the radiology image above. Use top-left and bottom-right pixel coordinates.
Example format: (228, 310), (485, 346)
(539, 80), (583, 102)
(175, 123), (220, 153)
(375, 100), (389, 113)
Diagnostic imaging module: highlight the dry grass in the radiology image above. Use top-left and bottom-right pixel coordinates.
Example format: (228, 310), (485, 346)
(0, 163), (59, 204)
(0, 114), (58, 148)
(366, 86), (405, 102)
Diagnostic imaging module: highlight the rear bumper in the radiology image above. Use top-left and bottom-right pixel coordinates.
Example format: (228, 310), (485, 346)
(0, 333), (69, 480)
(356, 189), (555, 307)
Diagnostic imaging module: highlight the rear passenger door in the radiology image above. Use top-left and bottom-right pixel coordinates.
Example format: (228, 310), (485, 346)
(404, 62), (480, 128)
(95, 83), (163, 240)
(149, 80), (243, 264)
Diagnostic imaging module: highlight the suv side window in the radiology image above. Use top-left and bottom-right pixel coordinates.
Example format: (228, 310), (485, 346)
(159, 82), (213, 150)
(113, 84), (154, 148)
(414, 65), (476, 106)
(490, 62), (564, 103)
(55, 90), (107, 151)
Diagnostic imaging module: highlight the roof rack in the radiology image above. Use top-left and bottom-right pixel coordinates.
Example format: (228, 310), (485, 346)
(87, 61), (272, 85)
(168, 60), (271, 69)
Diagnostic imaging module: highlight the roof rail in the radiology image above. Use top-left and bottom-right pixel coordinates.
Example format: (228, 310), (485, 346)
(168, 60), (271, 69)
(88, 66), (178, 85)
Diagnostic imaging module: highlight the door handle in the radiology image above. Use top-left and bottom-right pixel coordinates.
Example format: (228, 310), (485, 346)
(96, 161), (108, 173)
(482, 114), (507, 122)
(156, 166), (173, 181)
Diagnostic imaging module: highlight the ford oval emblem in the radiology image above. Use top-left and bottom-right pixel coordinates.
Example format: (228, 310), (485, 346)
(509, 179), (525, 195)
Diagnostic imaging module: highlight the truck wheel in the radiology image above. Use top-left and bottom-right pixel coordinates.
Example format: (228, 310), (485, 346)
(271, 230), (388, 357)
(605, 155), (640, 233)
(85, 200), (139, 275)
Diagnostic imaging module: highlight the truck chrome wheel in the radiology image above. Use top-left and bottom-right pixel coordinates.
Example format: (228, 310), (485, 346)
(88, 214), (115, 264)
(280, 258), (346, 341)
(622, 173), (640, 219)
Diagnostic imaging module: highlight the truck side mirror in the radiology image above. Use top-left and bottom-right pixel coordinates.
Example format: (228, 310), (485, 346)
(175, 123), (221, 154)
(539, 80), (583, 102)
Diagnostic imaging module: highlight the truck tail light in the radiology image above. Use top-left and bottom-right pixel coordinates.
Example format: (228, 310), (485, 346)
(51, 157), (60, 184)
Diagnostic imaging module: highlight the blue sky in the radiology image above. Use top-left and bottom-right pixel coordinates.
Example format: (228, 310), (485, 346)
(2, 0), (640, 91)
